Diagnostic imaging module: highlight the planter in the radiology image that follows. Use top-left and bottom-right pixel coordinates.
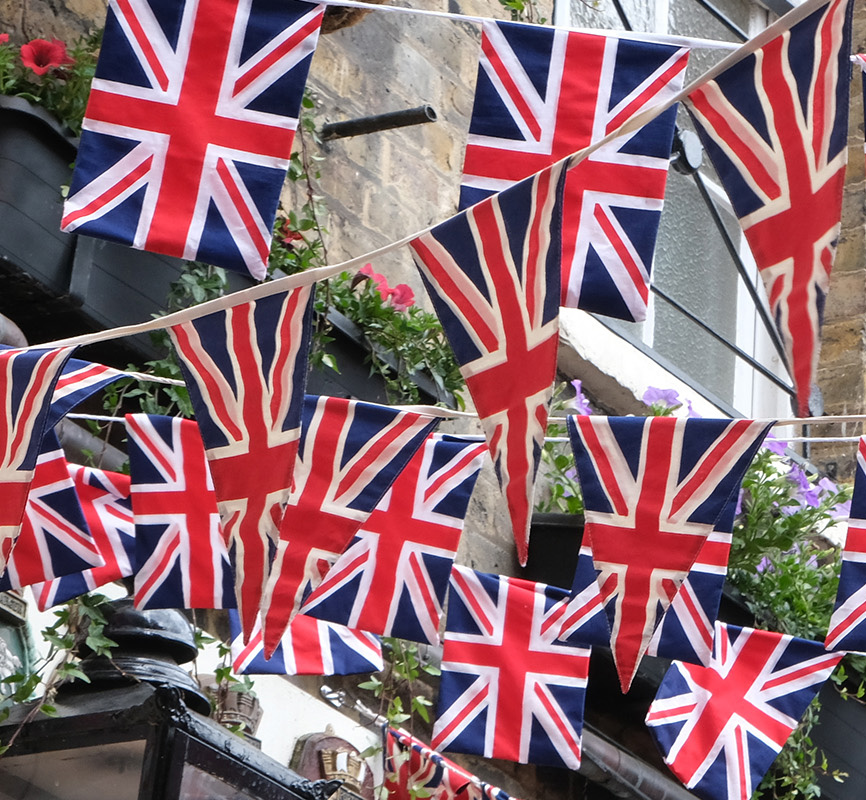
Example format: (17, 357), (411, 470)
(0, 96), (77, 295)
(811, 683), (866, 799)
(306, 308), (456, 406)
(0, 96), (253, 360)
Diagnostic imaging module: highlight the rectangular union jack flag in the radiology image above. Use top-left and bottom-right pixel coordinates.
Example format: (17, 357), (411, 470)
(302, 434), (487, 645)
(0, 431), (102, 591)
(825, 436), (866, 652)
(432, 566), (591, 770)
(646, 622), (842, 800)
(461, 20), (687, 320)
(647, 500), (738, 666)
(567, 415), (772, 691)
(685, 0), (853, 415)
(169, 287), (313, 639)
(32, 464), (135, 611)
(0, 346), (75, 573)
(260, 395), (437, 657)
(411, 162), (567, 567)
(384, 727), (516, 800)
(61, 0), (324, 280)
(230, 611), (383, 676)
(127, 414), (234, 610)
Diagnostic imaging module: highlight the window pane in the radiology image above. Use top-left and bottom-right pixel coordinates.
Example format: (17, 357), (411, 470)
(0, 740), (145, 800)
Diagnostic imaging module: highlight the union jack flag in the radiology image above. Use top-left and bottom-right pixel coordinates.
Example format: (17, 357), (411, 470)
(301, 434), (487, 645)
(229, 611), (382, 676)
(825, 436), (866, 652)
(260, 395), (437, 657)
(384, 727), (515, 800)
(566, 415), (772, 691)
(0, 431), (102, 591)
(461, 20), (687, 320)
(646, 622), (842, 800)
(32, 464), (135, 610)
(61, 0), (324, 279)
(0, 346), (75, 572)
(169, 287), (313, 639)
(127, 414), (234, 610)
(432, 567), (591, 769)
(686, 0), (853, 415)
(411, 162), (567, 567)
(647, 500), (738, 666)
(48, 357), (128, 428)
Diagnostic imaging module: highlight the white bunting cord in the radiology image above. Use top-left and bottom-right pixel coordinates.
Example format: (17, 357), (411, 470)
(316, 0), (741, 51)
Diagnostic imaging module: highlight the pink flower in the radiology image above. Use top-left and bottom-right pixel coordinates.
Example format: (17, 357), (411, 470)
(358, 263), (394, 301)
(20, 38), (74, 76)
(389, 284), (415, 311)
(0, 34), (10, 45)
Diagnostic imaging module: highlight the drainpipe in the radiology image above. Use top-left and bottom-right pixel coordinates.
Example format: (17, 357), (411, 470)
(0, 314), (27, 347)
(580, 727), (697, 800)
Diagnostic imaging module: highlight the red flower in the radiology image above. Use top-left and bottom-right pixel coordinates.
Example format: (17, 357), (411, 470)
(0, 34), (10, 45)
(277, 218), (303, 246)
(390, 284), (415, 311)
(20, 38), (74, 76)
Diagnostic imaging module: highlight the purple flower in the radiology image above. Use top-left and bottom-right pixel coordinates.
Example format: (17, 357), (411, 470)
(570, 380), (593, 415)
(787, 464), (820, 508)
(685, 398), (702, 419)
(642, 386), (681, 409)
(735, 488), (744, 516)
(562, 466), (579, 497)
(832, 498), (851, 519)
(761, 432), (788, 455)
(818, 477), (837, 494)
(756, 556), (773, 573)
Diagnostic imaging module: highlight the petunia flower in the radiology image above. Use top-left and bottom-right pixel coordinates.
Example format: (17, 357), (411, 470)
(358, 263), (393, 301)
(389, 284), (415, 312)
(0, 34), (9, 45)
(20, 38), (74, 76)
(642, 386), (681, 415)
(277, 219), (303, 246)
(761, 432), (788, 456)
(570, 379), (593, 415)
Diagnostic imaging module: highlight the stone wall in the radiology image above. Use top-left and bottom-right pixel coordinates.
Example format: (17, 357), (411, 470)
(814, 2), (866, 480)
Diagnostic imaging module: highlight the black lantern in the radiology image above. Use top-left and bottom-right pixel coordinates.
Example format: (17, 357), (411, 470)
(0, 601), (340, 800)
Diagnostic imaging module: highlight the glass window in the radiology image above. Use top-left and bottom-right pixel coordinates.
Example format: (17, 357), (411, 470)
(0, 740), (146, 800)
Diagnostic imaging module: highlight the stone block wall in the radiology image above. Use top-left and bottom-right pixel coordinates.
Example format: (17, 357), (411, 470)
(813, 1), (866, 480)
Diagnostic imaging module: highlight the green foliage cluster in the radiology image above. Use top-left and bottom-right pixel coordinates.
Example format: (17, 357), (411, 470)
(0, 593), (115, 753)
(359, 638), (439, 729)
(0, 32), (100, 135)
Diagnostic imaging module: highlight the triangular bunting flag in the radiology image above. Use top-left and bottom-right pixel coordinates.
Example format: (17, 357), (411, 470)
(385, 727), (516, 800)
(685, 0), (853, 414)
(259, 395), (437, 657)
(61, 0), (325, 279)
(0, 430), (102, 590)
(126, 414), (234, 610)
(825, 436), (866, 652)
(0, 346), (75, 572)
(302, 434), (486, 644)
(647, 498), (739, 665)
(31, 464), (135, 611)
(432, 566), (590, 769)
(646, 623), (842, 800)
(168, 287), (313, 639)
(461, 20), (688, 320)
(567, 415), (772, 691)
(411, 162), (567, 566)
(230, 611), (383, 676)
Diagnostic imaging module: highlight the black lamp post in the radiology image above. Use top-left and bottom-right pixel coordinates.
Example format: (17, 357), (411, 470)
(0, 601), (340, 800)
